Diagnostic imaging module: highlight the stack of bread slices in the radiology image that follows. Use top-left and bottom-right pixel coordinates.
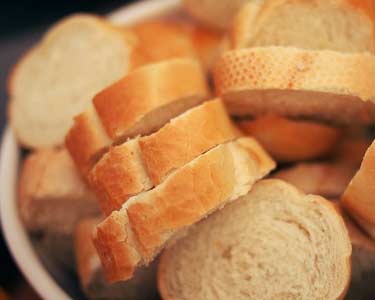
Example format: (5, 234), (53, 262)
(9, 0), (375, 299)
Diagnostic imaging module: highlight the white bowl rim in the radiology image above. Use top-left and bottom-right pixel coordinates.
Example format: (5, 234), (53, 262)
(0, 1), (180, 299)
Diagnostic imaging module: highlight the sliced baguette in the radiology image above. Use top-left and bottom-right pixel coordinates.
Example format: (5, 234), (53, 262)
(232, 0), (375, 52)
(93, 58), (209, 141)
(19, 148), (99, 234)
(66, 58), (209, 177)
(89, 99), (240, 215)
(9, 14), (136, 148)
(158, 179), (351, 300)
(93, 137), (275, 282)
(75, 217), (158, 300)
(213, 47), (375, 124)
(183, 0), (255, 30)
(238, 115), (341, 162)
(342, 140), (375, 240)
(272, 162), (355, 199)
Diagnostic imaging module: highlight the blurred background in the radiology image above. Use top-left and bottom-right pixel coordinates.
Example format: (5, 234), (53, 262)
(0, 1), (133, 298)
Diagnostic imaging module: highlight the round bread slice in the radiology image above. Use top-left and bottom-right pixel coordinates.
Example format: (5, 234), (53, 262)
(93, 58), (209, 141)
(66, 58), (209, 178)
(93, 137), (275, 282)
(232, 0), (375, 52)
(213, 47), (375, 124)
(238, 115), (341, 162)
(9, 14), (136, 148)
(158, 179), (352, 300)
(272, 162), (355, 199)
(89, 99), (240, 215)
(341, 140), (375, 240)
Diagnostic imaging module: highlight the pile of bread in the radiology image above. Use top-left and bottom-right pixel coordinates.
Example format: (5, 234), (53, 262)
(9, 0), (375, 299)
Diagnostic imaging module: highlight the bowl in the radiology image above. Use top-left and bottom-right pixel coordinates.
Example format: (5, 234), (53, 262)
(0, 1), (180, 299)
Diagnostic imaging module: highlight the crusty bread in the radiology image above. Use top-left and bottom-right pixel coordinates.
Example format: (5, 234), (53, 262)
(232, 0), (375, 52)
(183, 0), (256, 30)
(333, 134), (371, 167)
(19, 148), (99, 235)
(74, 217), (158, 300)
(342, 140), (375, 240)
(66, 58), (209, 178)
(238, 115), (341, 162)
(272, 162), (355, 199)
(89, 99), (240, 215)
(93, 58), (209, 141)
(158, 179), (352, 300)
(18, 147), (100, 269)
(213, 47), (375, 124)
(93, 137), (275, 282)
(65, 105), (112, 177)
(9, 14), (136, 148)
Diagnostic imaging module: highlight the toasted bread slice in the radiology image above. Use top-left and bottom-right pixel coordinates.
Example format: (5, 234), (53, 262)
(93, 58), (209, 141)
(232, 0), (375, 52)
(93, 137), (275, 282)
(342, 140), (375, 239)
(158, 179), (351, 300)
(213, 47), (375, 124)
(9, 14), (136, 148)
(183, 0), (254, 30)
(66, 58), (209, 177)
(19, 148), (99, 235)
(272, 162), (355, 199)
(89, 99), (240, 215)
(75, 217), (158, 300)
(238, 115), (341, 162)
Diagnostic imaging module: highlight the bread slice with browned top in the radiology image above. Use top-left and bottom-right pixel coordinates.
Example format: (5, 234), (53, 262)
(232, 0), (375, 52)
(66, 58), (209, 177)
(158, 179), (351, 300)
(214, 47), (375, 124)
(342, 139), (375, 240)
(9, 14), (136, 148)
(93, 137), (275, 282)
(75, 217), (158, 300)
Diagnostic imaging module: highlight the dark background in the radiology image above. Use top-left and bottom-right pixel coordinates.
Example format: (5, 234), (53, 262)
(0, 1), (133, 298)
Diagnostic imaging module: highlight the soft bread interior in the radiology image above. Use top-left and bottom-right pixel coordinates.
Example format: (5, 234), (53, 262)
(159, 179), (351, 300)
(247, 0), (374, 52)
(10, 15), (133, 147)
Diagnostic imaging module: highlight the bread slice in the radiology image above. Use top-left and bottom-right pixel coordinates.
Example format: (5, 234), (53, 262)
(131, 20), (223, 71)
(232, 0), (375, 52)
(272, 162), (356, 199)
(342, 140), (375, 239)
(334, 203), (375, 299)
(89, 99), (240, 215)
(238, 115), (341, 162)
(75, 217), (158, 300)
(158, 179), (352, 300)
(9, 14), (136, 148)
(183, 0), (255, 30)
(213, 47), (375, 124)
(66, 58), (209, 178)
(93, 58), (209, 141)
(19, 148), (99, 235)
(93, 137), (275, 282)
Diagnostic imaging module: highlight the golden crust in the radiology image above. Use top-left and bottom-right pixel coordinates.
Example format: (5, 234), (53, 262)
(65, 106), (112, 178)
(127, 137), (275, 261)
(342, 140), (375, 240)
(88, 138), (151, 216)
(93, 58), (209, 140)
(213, 47), (375, 124)
(238, 115), (342, 162)
(92, 211), (141, 283)
(139, 98), (240, 184)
